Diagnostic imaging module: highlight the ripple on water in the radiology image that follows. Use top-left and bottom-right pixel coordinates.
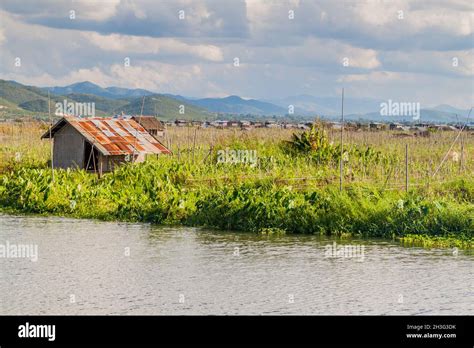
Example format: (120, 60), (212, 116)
(0, 214), (472, 315)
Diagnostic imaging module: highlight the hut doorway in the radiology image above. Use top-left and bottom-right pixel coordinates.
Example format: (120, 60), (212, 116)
(84, 140), (99, 171)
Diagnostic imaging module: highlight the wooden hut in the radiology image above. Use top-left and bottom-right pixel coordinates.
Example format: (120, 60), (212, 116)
(41, 116), (171, 174)
(131, 115), (164, 137)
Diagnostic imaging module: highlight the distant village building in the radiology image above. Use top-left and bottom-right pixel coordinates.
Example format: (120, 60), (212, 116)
(131, 116), (164, 137)
(414, 129), (430, 137)
(239, 120), (252, 130)
(283, 122), (296, 129)
(369, 122), (386, 131)
(211, 120), (228, 128)
(329, 122), (342, 130)
(345, 122), (358, 131)
(389, 122), (402, 130)
(414, 123), (430, 128)
(42, 116), (171, 174)
(174, 119), (188, 127)
(265, 120), (278, 128)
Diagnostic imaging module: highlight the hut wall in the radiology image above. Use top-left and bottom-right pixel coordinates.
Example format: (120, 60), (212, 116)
(53, 123), (85, 169)
(102, 155), (126, 172)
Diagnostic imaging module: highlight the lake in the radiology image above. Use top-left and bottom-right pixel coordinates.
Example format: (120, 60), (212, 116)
(1, 214), (472, 315)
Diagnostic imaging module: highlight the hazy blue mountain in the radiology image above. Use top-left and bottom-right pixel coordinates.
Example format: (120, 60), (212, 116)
(268, 95), (386, 116)
(184, 95), (288, 115)
(268, 96), (472, 123)
(429, 104), (470, 117)
(342, 109), (463, 124)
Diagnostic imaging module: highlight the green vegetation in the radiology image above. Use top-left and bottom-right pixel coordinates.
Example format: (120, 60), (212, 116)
(400, 234), (473, 249)
(0, 122), (472, 248)
(0, 159), (472, 246)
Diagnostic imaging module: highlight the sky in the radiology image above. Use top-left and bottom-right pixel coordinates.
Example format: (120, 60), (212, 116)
(0, 0), (472, 108)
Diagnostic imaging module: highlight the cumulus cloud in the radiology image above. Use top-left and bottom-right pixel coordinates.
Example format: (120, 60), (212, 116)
(380, 49), (474, 77)
(85, 32), (224, 62)
(0, 0), (120, 20)
(1, 61), (205, 94)
(0, 0), (472, 108)
(245, 0), (473, 50)
(0, 0), (249, 38)
(0, 27), (5, 44)
(222, 37), (381, 71)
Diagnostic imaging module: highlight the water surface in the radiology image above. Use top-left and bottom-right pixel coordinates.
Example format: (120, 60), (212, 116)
(1, 214), (472, 315)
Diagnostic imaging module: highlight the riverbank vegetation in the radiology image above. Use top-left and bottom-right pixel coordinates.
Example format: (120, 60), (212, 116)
(0, 122), (472, 248)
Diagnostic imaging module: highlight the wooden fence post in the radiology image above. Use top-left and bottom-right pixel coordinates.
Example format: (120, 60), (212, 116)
(339, 88), (344, 192)
(405, 143), (409, 193)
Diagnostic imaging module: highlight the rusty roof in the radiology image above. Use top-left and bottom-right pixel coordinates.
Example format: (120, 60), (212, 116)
(131, 116), (164, 131)
(42, 116), (171, 156)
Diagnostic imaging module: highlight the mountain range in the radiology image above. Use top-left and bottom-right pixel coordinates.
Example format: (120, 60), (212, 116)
(0, 79), (470, 123)
(47, 81), (155, 100)
(0, 80), (213, 120)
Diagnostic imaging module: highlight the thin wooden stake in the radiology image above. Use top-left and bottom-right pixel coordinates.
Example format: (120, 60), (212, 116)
(405, 143), (409, 193)
(192, 128), (197, 163)
(339, 88), (344, 191)
(48, 90), (54, 182)
(132, 96), (146, 163)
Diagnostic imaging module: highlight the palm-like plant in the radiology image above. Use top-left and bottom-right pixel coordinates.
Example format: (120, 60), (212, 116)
(285, 123), (336, 163)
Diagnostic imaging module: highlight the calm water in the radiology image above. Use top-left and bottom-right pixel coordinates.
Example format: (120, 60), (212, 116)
(0, 214), (472, 315)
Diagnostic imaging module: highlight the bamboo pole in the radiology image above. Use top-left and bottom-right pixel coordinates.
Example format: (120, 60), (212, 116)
(99, 154), (103, 179)
(192, 128), (197, 163)
(133, 96), (145, 163)
(405, 143), (408, 193)
(48, 90), (54, 182)
(339, 88), (344, 191)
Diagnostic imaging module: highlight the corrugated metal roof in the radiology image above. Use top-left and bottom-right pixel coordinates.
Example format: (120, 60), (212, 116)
(131, 116), (164, 130)
(42, 116), (171, 156)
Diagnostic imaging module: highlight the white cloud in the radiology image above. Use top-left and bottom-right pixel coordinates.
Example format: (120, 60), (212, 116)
(337, 71), (402, 83)
(0, 1), (472, 108)
(85, 32), (224, 62)
(381, 49), (474, 77)
(223, 37), (380, 70)
(72, 0), (120, 21)
(0, 27), (5, 44)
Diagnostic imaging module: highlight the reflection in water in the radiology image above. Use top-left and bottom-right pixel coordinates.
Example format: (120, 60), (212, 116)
(0, 214), (472, 315)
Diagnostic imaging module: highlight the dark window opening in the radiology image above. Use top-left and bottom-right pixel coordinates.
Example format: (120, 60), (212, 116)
(83, 140), (99, 171)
